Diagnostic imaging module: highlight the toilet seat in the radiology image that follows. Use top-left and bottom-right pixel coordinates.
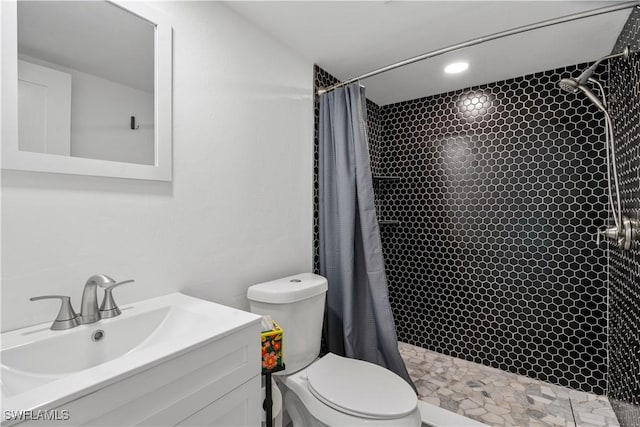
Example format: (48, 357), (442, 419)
(306, 353), (417, 420)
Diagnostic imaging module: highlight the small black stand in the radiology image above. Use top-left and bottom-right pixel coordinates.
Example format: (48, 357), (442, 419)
(263, 364), (285, 427)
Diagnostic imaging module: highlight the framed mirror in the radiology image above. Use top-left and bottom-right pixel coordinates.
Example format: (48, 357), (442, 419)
(1, 1), (172, 181)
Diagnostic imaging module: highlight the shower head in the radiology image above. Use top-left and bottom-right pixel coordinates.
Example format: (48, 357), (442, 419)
(559, 78), (606, 112)
(559, 77), (580, 94)
(558, 46), (633, 95)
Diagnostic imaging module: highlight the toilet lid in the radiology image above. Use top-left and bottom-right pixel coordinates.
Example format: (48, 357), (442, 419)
(306, 353), (417, 419)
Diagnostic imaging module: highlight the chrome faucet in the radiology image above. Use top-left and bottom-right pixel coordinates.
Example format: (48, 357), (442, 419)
(79, 274), (116, 324)
(31, 274), (135, 330)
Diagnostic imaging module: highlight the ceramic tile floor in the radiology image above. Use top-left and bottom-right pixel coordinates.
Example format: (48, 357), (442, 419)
(400, 342), (619, 427)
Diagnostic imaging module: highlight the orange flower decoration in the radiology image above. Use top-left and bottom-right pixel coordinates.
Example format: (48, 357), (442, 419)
(273, 341), (281, 351)
(263, 352), (278, 370)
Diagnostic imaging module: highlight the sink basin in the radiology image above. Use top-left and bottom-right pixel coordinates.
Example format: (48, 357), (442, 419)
(0, 293), (261, 421)
(3, 306), (170, 378)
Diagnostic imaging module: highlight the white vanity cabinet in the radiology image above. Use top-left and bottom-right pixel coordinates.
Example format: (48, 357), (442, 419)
(51, 325), (261, 426)
(2, 293), (262, 427)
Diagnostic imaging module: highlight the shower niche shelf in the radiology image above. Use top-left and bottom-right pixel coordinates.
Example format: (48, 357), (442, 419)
(372, 174), (401, 227)
(373, 175), (401, 181)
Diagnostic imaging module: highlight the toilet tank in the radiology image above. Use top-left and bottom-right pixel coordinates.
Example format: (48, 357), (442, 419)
(247, 273), (328, 375)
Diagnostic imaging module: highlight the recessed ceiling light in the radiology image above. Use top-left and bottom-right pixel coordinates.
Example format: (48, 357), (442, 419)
(444, 62), (469, 74)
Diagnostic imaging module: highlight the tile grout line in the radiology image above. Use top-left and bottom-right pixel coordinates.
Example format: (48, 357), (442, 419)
(569, 397), (578, 427)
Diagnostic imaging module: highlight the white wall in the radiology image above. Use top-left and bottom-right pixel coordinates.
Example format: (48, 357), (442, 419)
(20, 55), (155, 165)
(68, 67), (154, 165)
(1, 1), (314, 332)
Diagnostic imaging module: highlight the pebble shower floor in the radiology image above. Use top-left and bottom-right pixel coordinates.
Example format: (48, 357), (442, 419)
(400, 342), (619, 427)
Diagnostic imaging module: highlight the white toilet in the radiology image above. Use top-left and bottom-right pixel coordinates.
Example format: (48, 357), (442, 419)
(247, 273), (421, 427)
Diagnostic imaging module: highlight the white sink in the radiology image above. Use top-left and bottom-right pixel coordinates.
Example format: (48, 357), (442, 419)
(2, 306), (170, 379)
(0, 293), (261, 424)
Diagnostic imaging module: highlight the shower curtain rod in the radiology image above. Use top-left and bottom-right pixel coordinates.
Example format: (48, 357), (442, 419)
(317, 1), (640, 95)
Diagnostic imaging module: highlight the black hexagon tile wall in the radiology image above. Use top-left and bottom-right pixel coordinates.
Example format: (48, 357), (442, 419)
(316, 61), (610, 392)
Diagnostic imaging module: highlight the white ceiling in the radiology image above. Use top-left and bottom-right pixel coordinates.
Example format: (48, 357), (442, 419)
(226, 1), (633, 105)
(18, 1), (155, 93)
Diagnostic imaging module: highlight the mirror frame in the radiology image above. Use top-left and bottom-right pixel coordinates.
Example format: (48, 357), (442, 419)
(1, 1), (172, 181)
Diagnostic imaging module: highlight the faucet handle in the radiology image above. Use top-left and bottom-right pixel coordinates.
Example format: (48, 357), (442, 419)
(30, 295), (80, 330)
(99, 280), (134, 319)
(596, 226), (605, 245)
(597, 224), (619, 245)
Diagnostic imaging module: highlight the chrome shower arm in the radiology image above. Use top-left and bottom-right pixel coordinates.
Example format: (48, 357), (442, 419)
(596, 46), (633, 64)
(576, 47), (634, 84)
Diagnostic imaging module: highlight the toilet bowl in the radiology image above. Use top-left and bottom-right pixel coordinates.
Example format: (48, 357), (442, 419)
(283, 353), (420, 426)
(248, 273), (420, 427)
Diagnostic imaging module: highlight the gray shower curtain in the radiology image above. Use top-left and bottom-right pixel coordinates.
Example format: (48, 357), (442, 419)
(318, 83), (416, 391)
